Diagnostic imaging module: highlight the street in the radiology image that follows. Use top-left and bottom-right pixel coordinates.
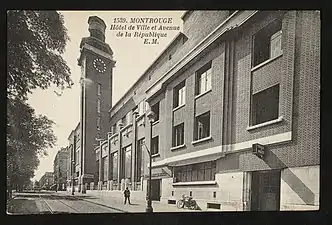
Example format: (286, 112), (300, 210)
(7, 191), (124, 214)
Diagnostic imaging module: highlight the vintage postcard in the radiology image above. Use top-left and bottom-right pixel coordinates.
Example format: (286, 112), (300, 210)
(6, 10), (320, 214)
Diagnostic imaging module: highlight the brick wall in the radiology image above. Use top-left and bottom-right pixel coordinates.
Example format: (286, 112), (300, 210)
(221, 11), (320, 172)
(82, 52), (113, 177)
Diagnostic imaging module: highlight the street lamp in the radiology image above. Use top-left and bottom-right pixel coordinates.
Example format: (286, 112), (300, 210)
(71, 160), (75, 195)
(145, 110), (156, 213)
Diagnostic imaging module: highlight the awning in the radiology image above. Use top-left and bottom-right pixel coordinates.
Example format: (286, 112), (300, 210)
(168, 153), (222, 167)
(151, 145), (224, 168)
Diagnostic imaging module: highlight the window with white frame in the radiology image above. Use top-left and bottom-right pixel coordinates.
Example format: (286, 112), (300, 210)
(173, 123), (184, 147)
(173, 81), (186, 108)
(194, 111), (211, 140)
(151, 136), (159, 155)
(251, 84), (280, 126)
(253, 19), (283, 67)
(196, 62), (212, 95)
(174, 161), (216, 182)
(151, 102), (160, 122)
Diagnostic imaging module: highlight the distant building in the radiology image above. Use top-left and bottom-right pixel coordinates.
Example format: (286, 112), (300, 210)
(39, 172), (54, 190)
(53, 147), (68, 190)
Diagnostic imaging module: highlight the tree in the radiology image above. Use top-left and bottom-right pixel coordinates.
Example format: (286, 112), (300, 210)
(7, 10), (72, 190)
(7, 10), (73, 101)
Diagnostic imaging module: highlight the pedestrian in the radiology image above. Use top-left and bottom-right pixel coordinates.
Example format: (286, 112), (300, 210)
(124, 187), (131, 205)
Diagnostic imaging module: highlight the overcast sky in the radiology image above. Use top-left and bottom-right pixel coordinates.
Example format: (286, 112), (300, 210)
(28, 10), (185, 181)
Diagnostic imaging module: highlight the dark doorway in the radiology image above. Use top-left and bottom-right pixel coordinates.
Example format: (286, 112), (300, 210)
(149, 179), (161, 201)
(251, 170), (281, 211)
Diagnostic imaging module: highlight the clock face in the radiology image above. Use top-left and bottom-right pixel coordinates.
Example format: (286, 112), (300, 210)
(93, 58), (107, 73)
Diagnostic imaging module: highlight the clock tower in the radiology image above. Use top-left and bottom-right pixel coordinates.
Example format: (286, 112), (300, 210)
(77, 16), (115, 192)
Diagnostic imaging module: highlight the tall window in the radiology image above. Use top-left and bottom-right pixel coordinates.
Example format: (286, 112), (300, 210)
(251, 84), (280, 125)
(145, 101), (150, 112)
(253, 19), (283, 67)
(97, 99), (101, 113)
(196, 62), (212, 95)
(151, 136), (159, 155)
(122, 145), (132, 180)
(103, 156), (108, 182)
(174, 161), (216, 183)
(96, 160), (99, 182)
(151, 102), (160, 122)
(194, 111), (211, 140)
(111, 124), (117, 134)
(126, 111), (132, 124)
(173, 123), (184, 147)
(97, 116), (100, 130)
(97, 84), (101, 96)
(136, 138), (145, 181)
(111, 152), (118, 181)
(173, 81), (186, 108)
(121, 115), (127, 127)
(76, 150), (80, 164)
(138, 100), (145, 115)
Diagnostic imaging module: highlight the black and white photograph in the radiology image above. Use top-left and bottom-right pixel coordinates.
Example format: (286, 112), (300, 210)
(6, 10), (320, 215)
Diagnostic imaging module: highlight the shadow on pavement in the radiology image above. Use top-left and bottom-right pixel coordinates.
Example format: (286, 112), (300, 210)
(7, 199), (39, 214)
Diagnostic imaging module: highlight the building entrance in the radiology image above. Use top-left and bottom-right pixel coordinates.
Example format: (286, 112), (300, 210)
(251, 170), (281, 211)
(150, 179), (161, 201)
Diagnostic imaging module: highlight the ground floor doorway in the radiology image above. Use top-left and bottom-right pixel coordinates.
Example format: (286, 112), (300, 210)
(250, 169), (281, 211)
(149, 179), (161, 201)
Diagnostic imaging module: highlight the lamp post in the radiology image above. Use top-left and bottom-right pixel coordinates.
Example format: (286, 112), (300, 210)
(145, 110), (156, 213)
(71, 160), (75, 195)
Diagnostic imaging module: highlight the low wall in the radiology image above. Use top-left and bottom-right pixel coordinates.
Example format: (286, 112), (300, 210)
(280, 165), (319, 211)
(161, 172), (244, 211)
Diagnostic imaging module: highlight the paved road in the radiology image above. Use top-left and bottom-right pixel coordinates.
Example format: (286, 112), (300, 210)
(7, 191), (124, 214)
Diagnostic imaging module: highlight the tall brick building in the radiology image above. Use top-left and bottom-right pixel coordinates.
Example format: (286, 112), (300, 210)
(53, 147), (68, 191)
(66, 16), (115, 193)
(68, 11), (320, 211)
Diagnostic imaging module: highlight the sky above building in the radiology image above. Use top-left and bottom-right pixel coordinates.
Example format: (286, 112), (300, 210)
(28, 10), (185, 181)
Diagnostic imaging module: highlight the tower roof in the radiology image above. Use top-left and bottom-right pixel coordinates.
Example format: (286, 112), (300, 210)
(88, 16), (107, 42)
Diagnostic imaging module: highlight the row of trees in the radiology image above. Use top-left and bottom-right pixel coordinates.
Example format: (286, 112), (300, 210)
(7, 10), (73, 191)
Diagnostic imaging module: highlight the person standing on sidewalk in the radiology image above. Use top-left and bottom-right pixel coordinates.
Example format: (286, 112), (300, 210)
(124, 187), (131, 205)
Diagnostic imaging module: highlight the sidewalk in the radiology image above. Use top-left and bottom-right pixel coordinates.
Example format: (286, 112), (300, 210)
(59, 191), (202, 213)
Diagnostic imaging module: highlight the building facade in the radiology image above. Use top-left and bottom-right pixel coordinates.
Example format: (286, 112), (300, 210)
(53, 147), (68, 191)
(39, 172), (54, 190)
(69, 11), (320, 211)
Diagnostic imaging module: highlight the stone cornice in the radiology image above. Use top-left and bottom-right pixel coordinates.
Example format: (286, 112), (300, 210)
(78, 43), (115, 66)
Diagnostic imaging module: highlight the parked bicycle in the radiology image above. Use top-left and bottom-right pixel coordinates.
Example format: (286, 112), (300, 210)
(176, 194), (198, 210)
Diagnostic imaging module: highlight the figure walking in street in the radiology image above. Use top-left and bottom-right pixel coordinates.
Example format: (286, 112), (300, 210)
(124, 187), (131, 205)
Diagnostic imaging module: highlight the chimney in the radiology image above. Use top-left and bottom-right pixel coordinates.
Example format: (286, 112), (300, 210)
(88, 16), (106, 42)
